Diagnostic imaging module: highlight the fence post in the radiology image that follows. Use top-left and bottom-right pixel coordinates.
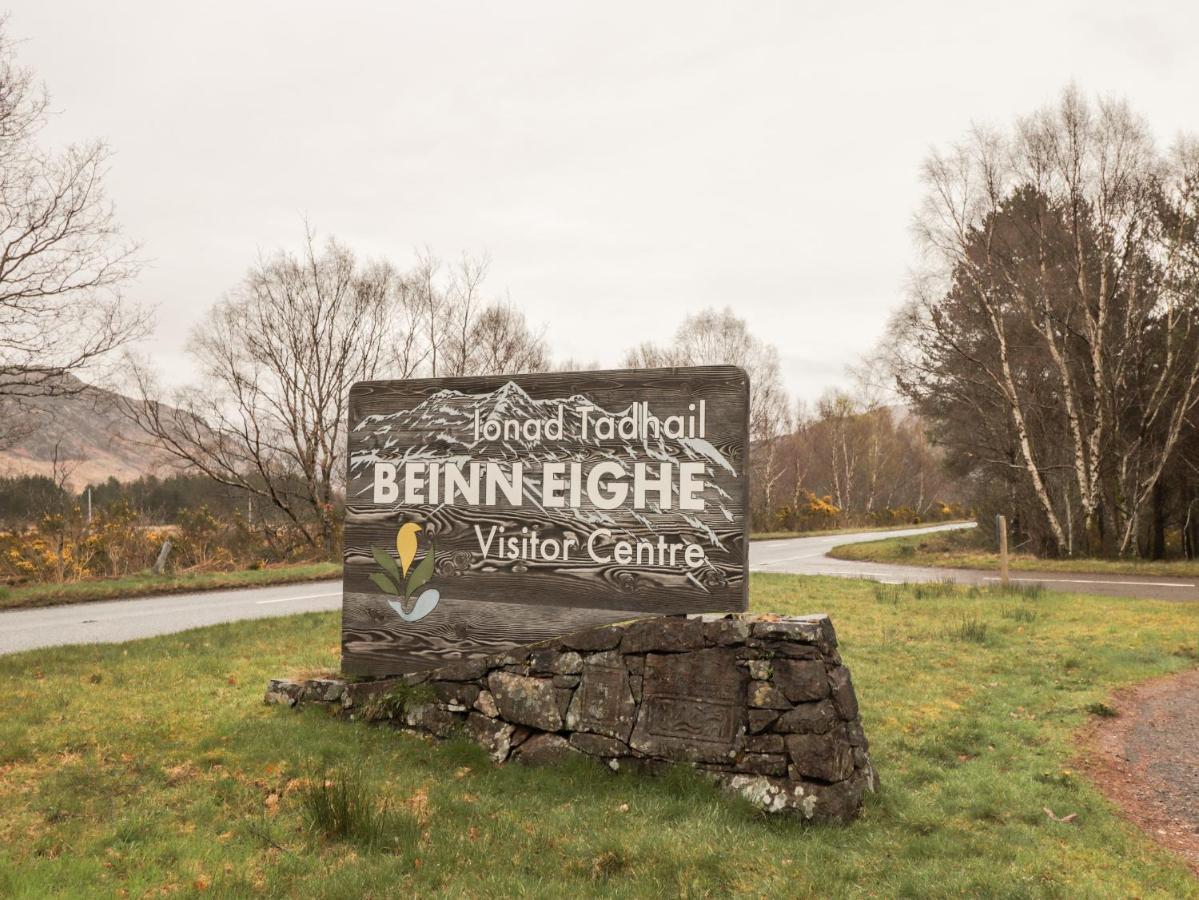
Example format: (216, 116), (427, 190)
(996, 515), (1009, 587)
(153, 540), (173, 576)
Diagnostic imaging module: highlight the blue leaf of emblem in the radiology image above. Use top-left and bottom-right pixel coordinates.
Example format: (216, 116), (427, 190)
(388, 588), (440, 622)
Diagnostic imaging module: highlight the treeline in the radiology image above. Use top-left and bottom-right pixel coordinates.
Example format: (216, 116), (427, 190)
(0, 472), (262, 529)
(754, 395), (966, 532)
(623, 309), (966, 532)
(890, 88), (1199, 559)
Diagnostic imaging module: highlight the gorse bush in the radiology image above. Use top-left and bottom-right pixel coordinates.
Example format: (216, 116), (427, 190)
(0, 502), (324, 586)
(764, 495), (969, 534)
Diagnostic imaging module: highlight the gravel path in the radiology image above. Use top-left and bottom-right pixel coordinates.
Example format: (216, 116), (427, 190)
(1082, 669), (1199, 876)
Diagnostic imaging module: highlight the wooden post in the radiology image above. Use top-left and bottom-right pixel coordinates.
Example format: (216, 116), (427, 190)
(153, 540), (173, 575)
(997, 515), (1009, 587)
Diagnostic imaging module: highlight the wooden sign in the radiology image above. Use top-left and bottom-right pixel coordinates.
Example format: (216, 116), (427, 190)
(341, 366), (749, 675)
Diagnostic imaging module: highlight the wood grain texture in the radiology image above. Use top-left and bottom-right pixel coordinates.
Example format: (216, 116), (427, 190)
(342, 592), (648, 676)
(342, 365), (748, 675)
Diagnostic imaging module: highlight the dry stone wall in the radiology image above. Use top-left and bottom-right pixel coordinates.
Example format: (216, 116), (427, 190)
(266, 612), (876, 821)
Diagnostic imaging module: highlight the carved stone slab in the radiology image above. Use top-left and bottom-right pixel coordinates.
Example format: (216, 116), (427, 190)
(628, 648), (746, 764)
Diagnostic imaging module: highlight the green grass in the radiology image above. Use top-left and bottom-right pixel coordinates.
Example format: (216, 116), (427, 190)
(0, 562), (342, 611)
(0, 574), (1197, 896)
(297, 764), (421, 851)
(830, 528), (1199, 578)
(750, 520), (972, 541)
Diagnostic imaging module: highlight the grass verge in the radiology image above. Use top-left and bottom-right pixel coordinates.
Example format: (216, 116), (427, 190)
(750, 520), (973, 542)
(0, 561), (342, 612)
(1, 573), (1197, 896)
(830, 528), (1199, 578)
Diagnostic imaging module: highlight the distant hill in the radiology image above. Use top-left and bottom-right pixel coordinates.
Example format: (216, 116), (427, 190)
(0, 375), (177, 489)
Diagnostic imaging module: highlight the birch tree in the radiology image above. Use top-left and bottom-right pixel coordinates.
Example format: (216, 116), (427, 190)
(893, 87), (1199, 556)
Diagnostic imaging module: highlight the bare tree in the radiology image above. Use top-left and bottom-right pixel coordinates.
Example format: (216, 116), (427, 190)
(397, 250), (546, 378)
(0, 20), (147, 440)
(624, 307), (792, 521)
(124, 234), (396, 556)
(624, 307), (790, 441)
(462, 302), (548, 375)
(124, 234), (550, 554)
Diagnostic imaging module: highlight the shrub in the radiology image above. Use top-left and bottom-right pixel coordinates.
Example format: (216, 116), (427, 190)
(912, 578), (959, 600)
(872, 582), (904, 605)
(941, 614), (989, 644)
(297, 765), (419, 851)
(1001, 605), (1039, 624)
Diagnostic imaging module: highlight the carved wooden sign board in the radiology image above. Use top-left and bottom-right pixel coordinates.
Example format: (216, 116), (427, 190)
(341, 366), (749, 675)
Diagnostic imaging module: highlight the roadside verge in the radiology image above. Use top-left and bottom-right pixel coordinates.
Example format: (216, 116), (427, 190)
(0, 561), (342, 612)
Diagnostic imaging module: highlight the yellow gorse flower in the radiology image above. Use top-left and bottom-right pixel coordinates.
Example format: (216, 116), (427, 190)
(395, 523), (422, 577)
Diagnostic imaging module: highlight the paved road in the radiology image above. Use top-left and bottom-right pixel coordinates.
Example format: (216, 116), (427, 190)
(0, 580), (342, 656)
(2, 522), (1195, 656)
(751, 522), (1199, 601)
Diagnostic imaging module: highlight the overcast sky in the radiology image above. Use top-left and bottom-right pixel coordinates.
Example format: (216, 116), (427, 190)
(8, 1), (1198, 403)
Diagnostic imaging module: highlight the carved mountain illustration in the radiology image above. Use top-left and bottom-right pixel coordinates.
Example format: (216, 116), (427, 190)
(349, 380), (740, 549)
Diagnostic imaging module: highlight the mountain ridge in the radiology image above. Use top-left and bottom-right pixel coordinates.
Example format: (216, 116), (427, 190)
(0, 375), (176, 489)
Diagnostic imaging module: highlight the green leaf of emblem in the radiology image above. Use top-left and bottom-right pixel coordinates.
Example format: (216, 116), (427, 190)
(369, 571), (399, 595)
(372, 546), (403, 586)
(405, 541), (436, 598)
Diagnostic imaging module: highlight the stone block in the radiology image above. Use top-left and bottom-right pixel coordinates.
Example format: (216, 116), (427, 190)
(565, 650), (637, 741)
(748, 681), (791, 709)
(828, 666), (859, 720)
(473, 689), (499, 718)
(629, 674), (642, 703)
(436, 657), (490, 682)
(403, 703), (463, 738)
(528, 647), (559, 674)
(552, 651), (584, 675)
(560, 625), (623, 652)
(751, 617), (827, 643)
(845, 718), (869, 749)
(622, 616), (707, 654)
(555, 687), (574, 719)
(300, 679), (344, 703)
(569, 732), (631, 757)
(704, 618), (752, 646)
(775, 700), (837, 735)
(608, 757), (672, 776)
(785, 725), (854, 782)
(514, 733), (576, 766)
(432, 681), (481, 709)
(735, 753), (788, 777)
(487, 672), (563, 731)
(748, 709), (781, 733)
(743, 733), (784, 754)
(759, 642), (822, 660)
(746, 659), (772, 681)
(773, 659), (828, 703)
(465, 713), (515, 763)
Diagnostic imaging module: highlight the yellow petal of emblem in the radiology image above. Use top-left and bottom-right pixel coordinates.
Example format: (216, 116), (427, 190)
(396, 523), (422, 576)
